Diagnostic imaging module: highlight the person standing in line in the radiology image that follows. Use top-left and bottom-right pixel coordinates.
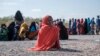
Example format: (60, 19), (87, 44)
(80, 18), (85, 34)
(76, 19), (81, 35)
(87, 18), (91, 34)
(90, 17), (96, 35)
(96, 15), (100, 35)
(72, 19), (77, 35)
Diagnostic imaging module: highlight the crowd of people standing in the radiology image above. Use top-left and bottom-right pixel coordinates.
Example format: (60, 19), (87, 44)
(69, 16), (100, 35)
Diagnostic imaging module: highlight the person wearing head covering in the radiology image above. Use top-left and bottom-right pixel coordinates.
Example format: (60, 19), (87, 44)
(28, 15), (60, 51)
(19, 22), (28, 40)
(57, 21), (68, 40)
(89, 17), (96, 35)
(69, 19), (72, 35)
(72, 19), (77, 35)
(80, 18), (85, 34)
(87, 18), (91, 33)
(63, 19), (65, 23)
(39, 20), (42, 28)
(28, 21), (38, 40)
(96, 15), (100, 35)
(8, 10), (24, 41)
(0, 24), (8, 41)
(76, 19), (81, 35)
(84, 18), (88, 34)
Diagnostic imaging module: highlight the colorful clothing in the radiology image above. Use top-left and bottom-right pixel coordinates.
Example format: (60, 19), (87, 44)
(28, 15), (60, 51)
(87, 18), (91, 33)
(19, 22), (28, 40)
(76, 19), (81, 35)
(28, 22), (38, 40)
(80, 19), (85, 34)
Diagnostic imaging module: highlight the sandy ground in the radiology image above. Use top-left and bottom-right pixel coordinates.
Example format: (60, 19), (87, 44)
(0, 35), (100, 56)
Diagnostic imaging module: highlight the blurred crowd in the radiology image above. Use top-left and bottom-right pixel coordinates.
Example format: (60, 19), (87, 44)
(69, 16), (100, 35)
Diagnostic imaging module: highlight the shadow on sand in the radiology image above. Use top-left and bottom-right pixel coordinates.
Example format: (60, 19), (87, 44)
(68, 39), (79, 41)
(49, 48), (82, 53)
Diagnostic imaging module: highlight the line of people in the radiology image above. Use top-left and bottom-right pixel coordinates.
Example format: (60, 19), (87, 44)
(69, 16), (100, 35)
(0, 10), (68, 41)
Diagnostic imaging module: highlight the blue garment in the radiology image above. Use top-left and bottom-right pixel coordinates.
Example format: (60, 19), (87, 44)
(72, 20), (76, 29)
(72, 19), (77, 34)
(96, 18), (100, 26)
(90, 20), (95, 25)
(87, 18), (91, 33)
(29, 22), (37, 32)
(30, 26), (36, 32)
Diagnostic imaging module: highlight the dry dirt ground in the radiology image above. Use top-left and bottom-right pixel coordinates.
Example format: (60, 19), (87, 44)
(0, 35), (100, 56)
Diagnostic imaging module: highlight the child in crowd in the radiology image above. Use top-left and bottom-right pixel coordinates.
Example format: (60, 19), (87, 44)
(0, 24), (8, 41)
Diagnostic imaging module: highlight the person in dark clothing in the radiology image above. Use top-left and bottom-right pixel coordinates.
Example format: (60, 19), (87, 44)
(72, 19), (77, 35)
(57, 22), (68, 40)
(71, 18), (75, 35)
(8, 22), (18, 40)
(8, 10), (24, 41)
(84, 18), (88, 34)
(0, 24), (8, 41)
(96, 15), (100, 35)
(69, 19), (72, 35)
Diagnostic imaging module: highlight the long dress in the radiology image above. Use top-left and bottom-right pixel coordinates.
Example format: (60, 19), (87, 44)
(72, 19), (77, 35)
(28, 15), (60, 51)
(76, 19), (81, 35)
(80, 19), (85, 34)
(87, 18), (91, 33)
(84, 19), (88, 34)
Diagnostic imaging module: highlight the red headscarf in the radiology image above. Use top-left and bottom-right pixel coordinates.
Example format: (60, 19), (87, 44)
(28, 15), (60, 51)
(41, 15), (53, 26)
